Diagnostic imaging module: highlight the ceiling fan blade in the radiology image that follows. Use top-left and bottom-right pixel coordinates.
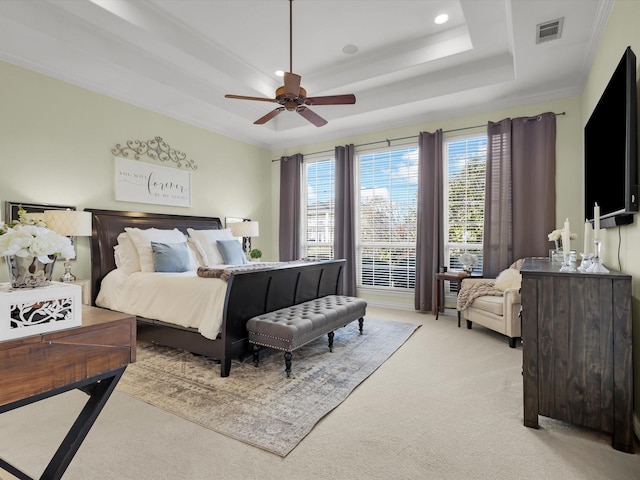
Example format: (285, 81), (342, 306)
(283, 72), (301, 97)
(305, 94), (356, 106)
(254, 107), (285, 125)
(297, 106), (327, 127)
(225, 94), (277, 103)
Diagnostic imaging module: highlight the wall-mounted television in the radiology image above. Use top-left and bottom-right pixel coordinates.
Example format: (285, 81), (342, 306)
(584, 46), (638, 228)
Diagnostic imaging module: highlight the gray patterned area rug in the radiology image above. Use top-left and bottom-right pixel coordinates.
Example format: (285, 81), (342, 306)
(116, 318), (420, 457)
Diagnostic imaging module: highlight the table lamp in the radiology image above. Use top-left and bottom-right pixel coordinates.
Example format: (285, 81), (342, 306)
(229, 221), (259, 258)
(44, 210), (92, 282)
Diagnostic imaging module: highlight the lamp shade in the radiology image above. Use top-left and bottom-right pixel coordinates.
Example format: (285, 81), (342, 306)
(44, 210), (92, 236)
(230, 221), (259, 238)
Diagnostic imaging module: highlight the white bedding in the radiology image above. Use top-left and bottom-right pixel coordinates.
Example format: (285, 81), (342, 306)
(96, 269), (228, 340)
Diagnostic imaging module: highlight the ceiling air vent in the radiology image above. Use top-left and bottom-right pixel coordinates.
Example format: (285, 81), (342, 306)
(536, 17), (564, 44)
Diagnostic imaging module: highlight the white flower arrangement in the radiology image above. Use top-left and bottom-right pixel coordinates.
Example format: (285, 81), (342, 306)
(547, 229), (577, 242)
(0, 208), (75, 263)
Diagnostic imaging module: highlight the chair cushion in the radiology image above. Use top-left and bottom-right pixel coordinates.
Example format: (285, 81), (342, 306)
(470, 295), (504, 316)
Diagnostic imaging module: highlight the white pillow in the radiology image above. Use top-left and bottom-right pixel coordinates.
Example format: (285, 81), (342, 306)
(494, 267), (522, 291)
(114, 232), (141, 274)
(124, 227), (188, 272)
(187, 239), (204, 267)
(187, 228), (234, 265)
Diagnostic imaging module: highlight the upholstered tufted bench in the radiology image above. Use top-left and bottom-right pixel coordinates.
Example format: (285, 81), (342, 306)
(247, 295), (367, 377)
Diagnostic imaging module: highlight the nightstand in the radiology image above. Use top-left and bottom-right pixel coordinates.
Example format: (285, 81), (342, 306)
(433, 271), (470, 321)
(68, 278), (91, 305)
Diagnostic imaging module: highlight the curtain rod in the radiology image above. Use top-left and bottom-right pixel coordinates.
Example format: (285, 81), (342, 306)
(271, 111), (566, 162)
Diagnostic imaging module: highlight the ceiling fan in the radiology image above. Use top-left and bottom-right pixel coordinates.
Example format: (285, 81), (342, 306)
(224, 0), (356, 127)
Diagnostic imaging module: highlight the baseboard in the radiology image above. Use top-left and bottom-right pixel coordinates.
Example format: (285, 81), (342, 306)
(359, 298), (415, 311)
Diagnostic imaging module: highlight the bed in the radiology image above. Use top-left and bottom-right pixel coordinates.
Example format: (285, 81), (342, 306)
(87, 209), (345, 377)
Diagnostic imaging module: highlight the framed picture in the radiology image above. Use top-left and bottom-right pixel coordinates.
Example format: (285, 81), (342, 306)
(114, 157), (191, 207)
(5, 201), (75, 225)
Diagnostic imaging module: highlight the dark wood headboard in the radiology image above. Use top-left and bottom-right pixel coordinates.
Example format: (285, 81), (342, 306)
(85, 209), (223, 305)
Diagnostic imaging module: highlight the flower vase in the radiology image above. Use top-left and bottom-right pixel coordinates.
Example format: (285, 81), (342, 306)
(549, 240), (564, 263)
(5, 255), (57, 288)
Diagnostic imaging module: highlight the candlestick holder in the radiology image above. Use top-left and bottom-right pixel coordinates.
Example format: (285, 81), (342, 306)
(577, 253), (592, 272)
(559, 250), (577, 272)
(588, 239), (609, 273)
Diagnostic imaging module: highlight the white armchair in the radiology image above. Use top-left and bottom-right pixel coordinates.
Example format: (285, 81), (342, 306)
(456, 265), (522, 348)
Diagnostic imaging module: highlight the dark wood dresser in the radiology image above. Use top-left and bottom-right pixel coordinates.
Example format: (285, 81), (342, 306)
(520, 257), (634, 453)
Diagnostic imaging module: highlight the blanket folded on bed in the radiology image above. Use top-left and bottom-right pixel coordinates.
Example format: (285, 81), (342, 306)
(456, 280), (503, 312)
(197, 262), (284, 281)
(197, 259), (319, 282)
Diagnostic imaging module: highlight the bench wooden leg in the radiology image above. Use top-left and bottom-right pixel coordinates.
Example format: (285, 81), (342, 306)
(328, 331), (334, 352)
(252, 344), (260, 367)
(284, 351), (293, 377)
(358, 317), (364, 334)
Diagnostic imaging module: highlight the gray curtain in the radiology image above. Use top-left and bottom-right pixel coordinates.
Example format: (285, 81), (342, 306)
(484, 113), (556, 277)
(279, 153), (303, 261)
(415, 130), (444, 312)
(334, 144), (356, 296)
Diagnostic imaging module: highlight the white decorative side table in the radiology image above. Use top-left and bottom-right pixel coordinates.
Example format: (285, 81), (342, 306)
(0, 282), (82, 340)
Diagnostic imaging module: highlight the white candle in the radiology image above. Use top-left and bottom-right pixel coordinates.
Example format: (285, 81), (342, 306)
(594, 203), (600, 239)
(583, 219), (591, 254)
(563, 218), (571, 253)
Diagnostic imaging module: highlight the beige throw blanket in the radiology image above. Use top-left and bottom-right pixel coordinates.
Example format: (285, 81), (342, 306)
(456, 280), (504, 312)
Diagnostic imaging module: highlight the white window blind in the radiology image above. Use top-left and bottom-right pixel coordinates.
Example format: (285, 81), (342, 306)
(303, 157), (335, 260)
(358, 146), (418, 289)
(445, 135), (487, 275)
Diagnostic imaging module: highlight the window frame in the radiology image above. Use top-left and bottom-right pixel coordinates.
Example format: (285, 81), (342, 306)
(443, 132), (487, 275)
(356, 144), (419, 291)
(301, 155), (336, 260)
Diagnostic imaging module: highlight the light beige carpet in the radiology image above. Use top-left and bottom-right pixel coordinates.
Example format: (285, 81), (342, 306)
(116, 318), (420, 457)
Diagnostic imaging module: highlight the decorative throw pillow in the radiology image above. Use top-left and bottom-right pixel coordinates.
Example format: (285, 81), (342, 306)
(187, 228), (234, 265)
(150, 241), (191, 273)
(114, 232), (141, 274)
(124, 227), (188, 272)
(216, 239), (248, 265)
(494, 267), (522, 291)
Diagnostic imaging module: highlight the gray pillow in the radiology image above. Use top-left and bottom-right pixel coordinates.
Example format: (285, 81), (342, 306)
(151, 241), (191, 272)
(216, 239), (248, 265)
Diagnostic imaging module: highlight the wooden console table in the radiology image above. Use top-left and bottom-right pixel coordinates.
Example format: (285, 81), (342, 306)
(0, 305), (136, 479)
(520, 258), (633, 453)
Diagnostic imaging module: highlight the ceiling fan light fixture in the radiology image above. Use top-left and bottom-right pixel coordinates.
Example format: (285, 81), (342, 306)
(225, 0), (356, 127)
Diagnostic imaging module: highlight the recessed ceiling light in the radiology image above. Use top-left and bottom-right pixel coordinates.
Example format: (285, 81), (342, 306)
(342, 44), (358, 55)
(275, 70), (285, 77)
(434, 13), (449, 25)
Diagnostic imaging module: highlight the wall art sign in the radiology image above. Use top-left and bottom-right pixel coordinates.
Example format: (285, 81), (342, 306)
(114, 157), (191, 207)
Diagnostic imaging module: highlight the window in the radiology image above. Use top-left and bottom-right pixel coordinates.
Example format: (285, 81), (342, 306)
(303, 156), (335, 260)
(358, 146), (418, 289)
(444, 135), (487, 275)
(301, 135), (486, 294)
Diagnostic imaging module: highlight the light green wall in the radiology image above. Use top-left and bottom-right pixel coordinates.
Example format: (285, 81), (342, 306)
(582, 0), (640, 438)
(272, 95), (584, 308)
(0, 61), (273, 284)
